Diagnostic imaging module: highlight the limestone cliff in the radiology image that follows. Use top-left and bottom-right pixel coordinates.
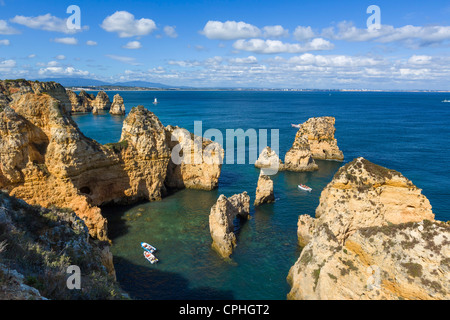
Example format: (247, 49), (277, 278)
(295, 116), (344, 161)
(165, 125), (224, 190)
(254, 173), (275, 206)
(0, 191), (123, 300)
(110, 94), (126, 115)
(67, 89), (93, 113)
(287, 157), (448, 300)
(284, 136), (318, 172)
(209, 192), (250, 258)
(91, 91), (111, 114)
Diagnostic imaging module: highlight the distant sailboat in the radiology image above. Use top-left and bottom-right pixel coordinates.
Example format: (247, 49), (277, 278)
(153, 97), (158, 105)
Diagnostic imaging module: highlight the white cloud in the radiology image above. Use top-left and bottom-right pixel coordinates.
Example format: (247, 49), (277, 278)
(106, 54), (141, 65)
(408, 55), (432, 65)
(287, 53), (384, 67)
(55, 54), (66, 60)
(86, 40), (97, 46)
(293, 26), (315, 41)
(233, 38), (334, 54)
(52, 37), (77, 45)
(10, 13), (86, 34)
(164, 25), (178, 38)
(201, 20), (261, 40)
(321, 21), (450, 46)
(122, 40), (142, 49)
(229, 56), (258, 64)
(262, 25), (289, 38)
(28, 54), (36, 58)
(38, 66), (89, 76)
(0, 20), (19, 34)
(0, 59), (16, 71)
(0, 39), (10, 46)
(101, 11), (157, 38)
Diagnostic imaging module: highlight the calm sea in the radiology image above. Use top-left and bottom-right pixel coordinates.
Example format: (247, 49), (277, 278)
(72, 90), (450, 300)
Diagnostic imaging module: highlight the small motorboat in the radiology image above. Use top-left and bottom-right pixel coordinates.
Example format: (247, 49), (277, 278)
(144, 251), (158, 264)
(291, 123), (301, 128)
(153, 97), (158, 105)
(298, 184), (312, 192)
(141, 242), (156, 253)
(442, 100), (450, 103)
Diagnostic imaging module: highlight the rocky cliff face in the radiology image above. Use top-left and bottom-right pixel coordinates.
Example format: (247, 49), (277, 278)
(91, 91), (111, 114)
(110, 94), (126, 115)
(209, 192), (250, 258)
(254, 174), (275, 206)
(165, 125), (224, 190)
(0, 80), (223, 242)
(0, 191), (123, 300)
(287, 157), (448, 300)
(67, 89), (93, 113)
(284, 136), (318, 172)
(295, 116), (344, 161)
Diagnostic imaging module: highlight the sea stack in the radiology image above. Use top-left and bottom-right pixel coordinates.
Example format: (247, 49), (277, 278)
(286, 157), (448, 300)
(284, 136), (318, 172)
(165, 125), (224, 190)
(254, 173), (275, 206)
(91, 91), (111, 113)
(209, 192), (250, 258)
(255, 146), (284, 174)
(110, 94), (126, 115)
(295, 116), (344, 161)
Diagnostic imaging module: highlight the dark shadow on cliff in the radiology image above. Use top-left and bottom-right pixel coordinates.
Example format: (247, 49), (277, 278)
(113, 256), (235, 300)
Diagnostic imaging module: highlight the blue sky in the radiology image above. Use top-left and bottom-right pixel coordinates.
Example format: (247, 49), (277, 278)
(0, 0), (449, 89)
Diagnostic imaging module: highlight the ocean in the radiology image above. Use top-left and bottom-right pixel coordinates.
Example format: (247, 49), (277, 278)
(72, 90), (450, 300)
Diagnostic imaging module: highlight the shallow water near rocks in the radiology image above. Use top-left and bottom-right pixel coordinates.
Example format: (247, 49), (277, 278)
(74, 90), (450, 300)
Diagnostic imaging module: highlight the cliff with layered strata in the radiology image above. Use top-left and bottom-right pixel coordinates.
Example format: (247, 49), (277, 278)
(110, 94), (126, 115)
(209, 192), (250, 258)
(284, 136), (318, 172)
(165, 125), (224, 190)
(0, 80), (223, 242)
(295, 116), (344, 161)
(287, 157), (449, 300)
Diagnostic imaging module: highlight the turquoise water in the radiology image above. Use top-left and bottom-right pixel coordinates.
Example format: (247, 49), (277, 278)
(73, 91), (450, 300)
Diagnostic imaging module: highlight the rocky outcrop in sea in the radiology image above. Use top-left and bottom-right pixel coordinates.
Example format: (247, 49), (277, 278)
(287, 157), (449, 300)
(0, 80), (223, 242)
(209, 192), (250, 258)
(254, 173), (275, 206)
(109, 94), (126, 115)
(255, 146), (284, 174)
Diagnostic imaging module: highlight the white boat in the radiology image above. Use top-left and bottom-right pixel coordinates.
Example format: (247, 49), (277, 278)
(442, 100), (450, 103)
(153, 97), (158, 105)
(141, 242), (156, 253)
(298, 184), (312, 192)
(291, 123), (301, 128)
(144, 251), (158, 264)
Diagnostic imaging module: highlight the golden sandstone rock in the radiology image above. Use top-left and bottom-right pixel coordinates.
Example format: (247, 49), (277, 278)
(0, 80), (223, 242)
(209, 192), (250, 258)
(287, 157), (449, 300)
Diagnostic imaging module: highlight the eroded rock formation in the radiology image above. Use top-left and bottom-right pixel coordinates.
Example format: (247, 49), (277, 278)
(255, 146), (284, 174)
(0, 80), (223, 242)
(254, 173), (275, 206)
(109, 94), (126, 115)
(295, 116), (344, 161)
(67, 89), (93, 113)
(209, 192), (250, 258)
(91, 91), (111, 114)
(284, 136), (318, 172)
(287, 157), (448, 300)
(165, 125), (224, 190)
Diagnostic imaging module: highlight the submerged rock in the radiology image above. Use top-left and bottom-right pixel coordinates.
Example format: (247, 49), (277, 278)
(209, 192), (250, 258)
(286, 157), (447, 300)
